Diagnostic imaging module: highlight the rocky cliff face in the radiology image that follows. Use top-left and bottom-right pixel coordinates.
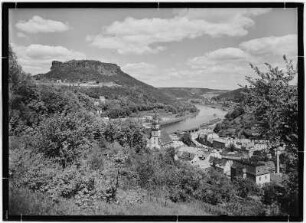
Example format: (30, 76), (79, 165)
(36, 59), (150, 87)
(51, 60), (120, 76)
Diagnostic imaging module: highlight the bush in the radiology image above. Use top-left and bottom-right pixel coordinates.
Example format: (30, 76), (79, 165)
(233, 177), (261, 198)
(34, 112), (96, 167)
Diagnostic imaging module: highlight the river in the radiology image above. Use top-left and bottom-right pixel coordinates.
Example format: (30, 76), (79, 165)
(162, 104), (227, 133)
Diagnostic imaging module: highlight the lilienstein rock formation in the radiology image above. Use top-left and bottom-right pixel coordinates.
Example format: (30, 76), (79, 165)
(36, 59), (151, 87)
(51, 60), (120, 76)
(35, 59), (180, 105)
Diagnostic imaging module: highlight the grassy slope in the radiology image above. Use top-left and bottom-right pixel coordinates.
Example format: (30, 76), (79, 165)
(9, 186), (214, 216)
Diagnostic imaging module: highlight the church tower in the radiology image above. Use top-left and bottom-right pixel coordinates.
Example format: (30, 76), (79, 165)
(150, 114), (161, 149)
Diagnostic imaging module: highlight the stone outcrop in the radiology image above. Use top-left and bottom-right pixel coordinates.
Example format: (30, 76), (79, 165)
(51, 60), (120, 76)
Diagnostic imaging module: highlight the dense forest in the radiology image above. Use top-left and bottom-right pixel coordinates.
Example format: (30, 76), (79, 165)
(8, 46), (300, 216)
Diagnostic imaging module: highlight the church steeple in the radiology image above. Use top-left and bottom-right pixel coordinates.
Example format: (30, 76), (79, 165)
(149, 113), (161, 149)
(152, 113), (160, 131)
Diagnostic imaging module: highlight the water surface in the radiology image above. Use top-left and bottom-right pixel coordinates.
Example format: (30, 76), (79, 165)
(162, 104), (227, 133)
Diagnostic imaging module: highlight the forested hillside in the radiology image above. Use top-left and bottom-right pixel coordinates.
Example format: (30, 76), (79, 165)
(160, 87), (227, 100)
(212, 88), (246, 103)
(34, 60), (198, 118)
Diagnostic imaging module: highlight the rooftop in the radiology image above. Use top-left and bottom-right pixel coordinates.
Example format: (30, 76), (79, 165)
(213, 138), (226, 143)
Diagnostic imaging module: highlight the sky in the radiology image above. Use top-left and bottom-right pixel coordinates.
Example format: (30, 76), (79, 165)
(9, 8), (297, 90)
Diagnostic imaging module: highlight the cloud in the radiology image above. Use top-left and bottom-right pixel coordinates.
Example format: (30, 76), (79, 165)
(185, 34), (298, 89)
(24, 44), (85, 60)
(17, 32), (27, 38)
(174, 8), (271, 21)
(12, 44), (86, 74)
(239, 34), (297, 58)
(120, 34), (297, 89)
(87, 8), (271, 55)
(189, 47), (250, 69)
(16, 16), (70, 34)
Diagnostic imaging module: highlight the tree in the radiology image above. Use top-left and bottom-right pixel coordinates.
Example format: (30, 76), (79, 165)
(180, 133), (195, 146)
(9, 46), (47, 135)
(233, 177), (261, 198)
(242, 56), (299, 216)
(35, 112), (95, 168)
(243, 56), (298, 147)
(9, 45), (23, 87)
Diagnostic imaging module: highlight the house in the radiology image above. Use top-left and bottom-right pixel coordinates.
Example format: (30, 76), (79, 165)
(211, 158), (234, 177)
(99, 96), (106, 104)
(210, 149), (222, 159)
(206, 132), (219, 144)
(264, 161), (276, 173)
(197, 132), (219, 146)
(253, 143), (268, 151)
(231, 160), (271, 185)
(213, 138), (226, 149)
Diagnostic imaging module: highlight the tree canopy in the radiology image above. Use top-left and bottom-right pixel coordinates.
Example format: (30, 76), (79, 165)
(242, 56), (298, 147)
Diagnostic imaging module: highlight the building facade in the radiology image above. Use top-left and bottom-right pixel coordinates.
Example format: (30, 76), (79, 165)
(231, 160), (271, 185)
(213, 138), (226, 149)
(211, 158), (234, 178)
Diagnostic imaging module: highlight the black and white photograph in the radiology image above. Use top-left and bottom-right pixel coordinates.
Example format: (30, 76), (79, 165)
(3, 2), (303, 221)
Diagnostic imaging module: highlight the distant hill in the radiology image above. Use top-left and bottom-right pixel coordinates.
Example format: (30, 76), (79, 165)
(159, 87), (228, 99)
(34, 60), (199, 116)
(213, 88), (246, 103)
(36, 60), (153, 88)
(34, 60), (177, 104)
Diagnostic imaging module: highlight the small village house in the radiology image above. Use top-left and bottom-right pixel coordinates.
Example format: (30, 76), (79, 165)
(99, 96), (106, 104)
(211, 157), (233, 178)
(231, 160), (271, 185)
(213, 138), (226, 149)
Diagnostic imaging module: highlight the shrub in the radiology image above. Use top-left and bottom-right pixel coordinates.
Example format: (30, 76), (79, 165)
(34, 112), (95, 167)
(233, 177), (261, 198)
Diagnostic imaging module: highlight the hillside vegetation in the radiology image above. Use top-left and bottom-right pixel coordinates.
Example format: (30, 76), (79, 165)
(160, 87), (227, 100)
(213, 88), (246, 103)
(34, 60), (197, 118)
(8, 46), (299, 217)
(214, 57), (299, 216)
